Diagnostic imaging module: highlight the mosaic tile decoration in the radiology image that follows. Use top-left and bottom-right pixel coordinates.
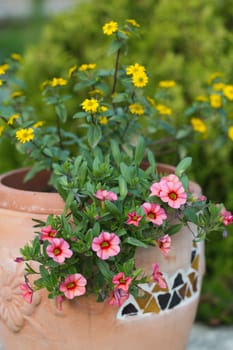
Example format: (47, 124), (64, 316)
(117, 241), (201, 319)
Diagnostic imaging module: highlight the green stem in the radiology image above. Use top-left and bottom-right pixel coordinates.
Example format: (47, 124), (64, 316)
(111, 48), (121, 95)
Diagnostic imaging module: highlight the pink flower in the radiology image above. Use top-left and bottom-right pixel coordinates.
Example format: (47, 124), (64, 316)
(41, 225), (57, 242)
(112, 272), (132, 292)
(59, 273), (87, 299)
(220, 207), (233, 226)
(14, 257), (24, 263)
(126, 211), (142, 227)
(20, 283), (33, 304)
(56, 295), (64, 311)
(159, 175), (187, 209)
(46, 238), (73, 264)
(156, 234), (171, 256)
(150, 181), (162, 197)
(152, 263), (166, 289)
(92, 232), (120, 260)
(94, 189), (118, 201)
(109, 288), (129, 306)
(142, 202), (167, 225)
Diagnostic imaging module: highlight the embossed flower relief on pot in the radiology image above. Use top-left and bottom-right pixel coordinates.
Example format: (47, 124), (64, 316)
(0, 248), (41, 332)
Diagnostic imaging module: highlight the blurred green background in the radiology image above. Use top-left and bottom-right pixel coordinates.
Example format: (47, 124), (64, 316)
(0, 0), (233, 325)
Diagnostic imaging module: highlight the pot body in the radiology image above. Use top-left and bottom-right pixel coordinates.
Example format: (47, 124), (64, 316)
(0, 167), (205, 350)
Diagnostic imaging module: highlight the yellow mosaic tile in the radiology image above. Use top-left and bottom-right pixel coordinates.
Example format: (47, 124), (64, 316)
(191, 254), (199, 271)
(143, 297), (160, 314)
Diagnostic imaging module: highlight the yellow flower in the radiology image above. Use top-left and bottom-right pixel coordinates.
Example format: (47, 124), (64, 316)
(10, 53), (22, 62)
(0, 79), (3, 86)
(228, 126), (233, 141)
(81, 98), (99, 113)
(156, 104), (172, 115)
(99, 116), (108, 125)
(0, 64), (9, 75)
(33, 121), (45, 128)
(223, 85), (233, 101)
(126, 63), (145, 76)
(102, 21), (118, 35)
(7, 114), (20, 125)
(79, 63), (96, 72)
(68, 65), (77, 78)
(213, 83), (225, 91)
(195, 95), (208, 102)
(210, 94), (222, 108)
(158, 80), (176, 88)
(0, 126), (5, 136)
(50, 77), (67, 87)
(99, 106), (108, 112)
(11, 91), (23, 98)
(132, 72), (148, 88)
(146, 96), (156, 108)
(191, 118), (207, 133)
(129, 103), (144, 115)
(207, 72), (224, 84)
(16, 128), (34, 143)
(126, 19), (140, 27)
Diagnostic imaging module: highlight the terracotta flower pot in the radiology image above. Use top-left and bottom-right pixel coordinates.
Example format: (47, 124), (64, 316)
(0, 167), (205, 350)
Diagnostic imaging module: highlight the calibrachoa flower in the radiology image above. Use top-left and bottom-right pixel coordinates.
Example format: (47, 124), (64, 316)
(109, 288), (129, 306)
(112, 272), (132, 292)
(20, 283), (33, 304)
(102, 21), (118, 35)
(40, 225), (57, 242)
(59, 274), (87, 299)
(46, 238), (73, 264)
(219, 207), (233, 226)
(81, 98), (99, 113)
(92, 232), (120, 260)
(142, 202), (167, 225)
(126, 211), (142, 227)
(156, 234), (171, 256)
(158, 175), (187, 209)
(152, 263), (166, 289)
(16, 128), (34, 143)
(94, 189), (118, 201)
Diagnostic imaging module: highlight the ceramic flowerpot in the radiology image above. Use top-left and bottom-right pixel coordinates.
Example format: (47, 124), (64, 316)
(0, 167), (205, 350)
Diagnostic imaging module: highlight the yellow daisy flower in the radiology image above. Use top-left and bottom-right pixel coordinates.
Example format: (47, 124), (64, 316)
(7, 114), (20, 125)
(156, 104), (172, 115)
(68, 65), (77, 78)
(33, 121), (45, 128)
(16, 128), (34, 143)
(158, 80), (176, 88)
(210, 94), (222, 108)
(207, 72), (224, 84)
(223, 85), (233, 101)
(99, 116), (108, 125)
(0, 79), (3, 86)
(11, 53), (23, 62)
(213, 83), (225, 91)
(79, 63), (96, 72)
(126, 19), (140, 27)
(132, 72), (148, 88)
(81, 98), (99, 113)
(191, 118), (207, 133)
(0, 126), (5, 136)
(102, 21), (118, 36)
(11, 91), (23, 98)
(50, 77), (67, 87)
(0, 64), (9, 75)
(99, 106), (108, 112)
(228, 126), (233, 141)
(126, 63), (145, 76)
(129, 103), (144, 115)
(195, 95), (208, 102)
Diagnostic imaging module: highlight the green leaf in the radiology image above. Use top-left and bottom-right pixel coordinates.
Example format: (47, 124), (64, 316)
(119, 175), (128, 199)
(105, 200), (121, 216)
(135, 136), (145, 166)
(125, 237), (148, 248)
(175, 157), (192, 177)
(96, 260), (113, 280)
(87, 125), (102, 148)
(55, 104), (67, 123)
(165, 224), (183, 236)
(110, 140), (121, 166)
(108, 40), (122, 56)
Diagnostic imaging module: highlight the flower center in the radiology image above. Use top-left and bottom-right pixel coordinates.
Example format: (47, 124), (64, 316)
(168, 191), (177, 200)
(49, 232), (56, 237)
(67, 282), (76, 290)
(148, 213), (155, 219)
(119, 278), (126, 284)
(53, 248), (62, 256)
(101, 241), (110, 249)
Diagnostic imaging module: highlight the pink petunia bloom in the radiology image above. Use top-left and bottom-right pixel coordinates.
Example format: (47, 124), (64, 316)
(112, 272), (132, 292)
(92, 232), (120, 260)
(150, 181), (162, 197)
(158, 176), (187, 209)
(220, 207), (233, 226)
(156, 234), (171, 256)
(94, 189), (118, 202)
(152, 263), (166, 289)
(126, 211), (142, 227)
(59, 273), (87, 299)
(109, 288), (129, 306)
(142, 202), (167, 225)
(20, 282), (33, 304)
(46, 238), (73, 264)
(41, 225), (57, 242)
